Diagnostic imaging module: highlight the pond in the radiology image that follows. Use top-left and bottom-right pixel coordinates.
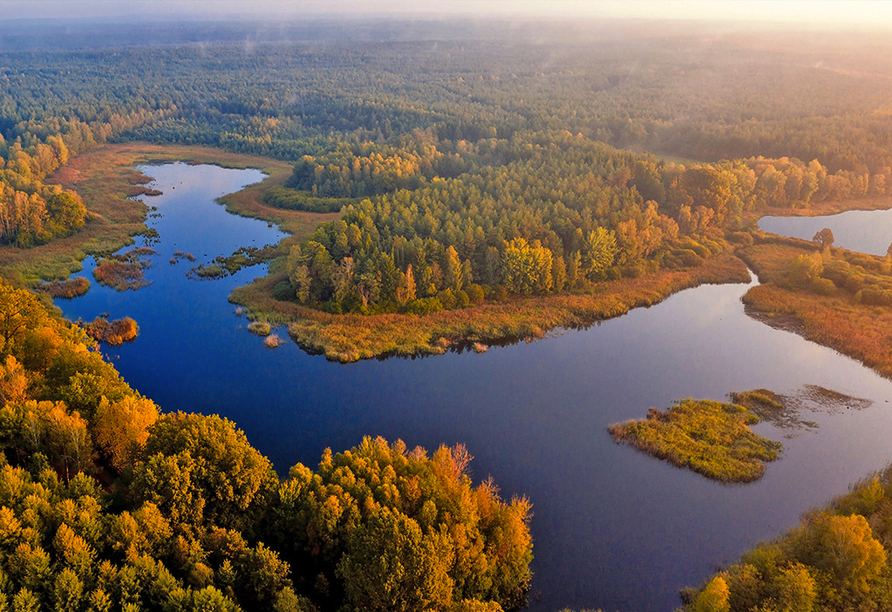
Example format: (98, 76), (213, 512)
(57, 163), (892, 612)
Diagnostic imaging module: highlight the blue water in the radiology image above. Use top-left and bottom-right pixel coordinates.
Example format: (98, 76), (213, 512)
(57, 164), (892, 612)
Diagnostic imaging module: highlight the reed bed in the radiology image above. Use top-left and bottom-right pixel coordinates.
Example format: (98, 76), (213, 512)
(34, 276), (90, 299)
(80, 316), (139, 345)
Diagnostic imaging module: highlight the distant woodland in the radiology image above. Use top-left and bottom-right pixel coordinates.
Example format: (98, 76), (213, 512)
(1, 24), (891, 315)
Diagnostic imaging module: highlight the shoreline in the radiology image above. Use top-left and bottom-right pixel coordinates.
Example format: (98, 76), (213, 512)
(231, 252), (752, 362)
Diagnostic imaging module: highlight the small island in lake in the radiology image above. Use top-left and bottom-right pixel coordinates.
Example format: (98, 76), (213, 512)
(609, 396), (783, 483)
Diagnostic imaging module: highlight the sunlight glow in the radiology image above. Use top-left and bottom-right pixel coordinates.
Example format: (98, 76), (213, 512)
(2, 0), (892, 29)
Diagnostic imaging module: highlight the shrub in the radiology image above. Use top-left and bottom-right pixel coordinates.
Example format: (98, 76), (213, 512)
(809, 276), (836, 296)
(406, 297), (442, 315)
(247, 322), (272, 336)
(466, 284), (485, 304)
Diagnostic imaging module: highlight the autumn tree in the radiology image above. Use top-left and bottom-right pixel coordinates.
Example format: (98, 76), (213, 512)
(132, 413), (278, 534)
(93, 395), (159, 471)
(813, 227), (835, 248)
(580, 228), (617, 280)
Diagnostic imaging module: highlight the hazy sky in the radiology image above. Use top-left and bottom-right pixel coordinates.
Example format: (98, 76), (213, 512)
(2, 0), (892, 28)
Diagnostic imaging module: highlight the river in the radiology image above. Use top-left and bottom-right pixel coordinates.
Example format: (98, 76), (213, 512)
(56, 163), (892, 612)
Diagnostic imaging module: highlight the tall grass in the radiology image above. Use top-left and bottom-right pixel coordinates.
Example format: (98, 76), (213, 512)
(33, 276), (90, 299)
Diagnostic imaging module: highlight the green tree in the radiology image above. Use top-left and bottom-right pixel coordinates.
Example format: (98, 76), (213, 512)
(339, 507), (455, 612)
(580, 228), (617, 280)
(133, 413), (278, 534)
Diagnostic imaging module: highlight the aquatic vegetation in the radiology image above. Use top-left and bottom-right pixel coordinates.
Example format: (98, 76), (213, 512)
(247, 321), (271, 336)
(190, 244), (280, 280)
(608, 397), (783, 483)
(33, 276), (90, 299)
(263, 334), (281, 348)
(92, 247), (155, 291)
(80, 315), (139, 345)
(192, 263), (224, 278)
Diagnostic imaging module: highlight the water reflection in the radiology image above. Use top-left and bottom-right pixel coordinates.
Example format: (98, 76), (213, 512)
(56, 164), (892, 612)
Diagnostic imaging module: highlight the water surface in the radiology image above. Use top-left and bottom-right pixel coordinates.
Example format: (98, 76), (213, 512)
(760, 207), (892, 256)
(58, 164), (892, 612)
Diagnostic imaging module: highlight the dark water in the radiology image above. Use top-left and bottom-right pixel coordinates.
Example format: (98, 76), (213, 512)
(57, 164), (892, 612)
(760, 207), (892, 256)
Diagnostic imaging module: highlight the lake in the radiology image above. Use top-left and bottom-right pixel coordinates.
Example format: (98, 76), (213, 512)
(57, 163), (892, 612)
(760, 207), (892, 256)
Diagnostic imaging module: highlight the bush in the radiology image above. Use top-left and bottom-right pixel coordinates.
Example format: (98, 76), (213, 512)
(466, 284), (485, 304)
(452, 289), (468, 308)
(858, 287), (892, 306)
(809, 276), (836, 296)
(406, 297), (443, 315)
(271, 281), (296, 302)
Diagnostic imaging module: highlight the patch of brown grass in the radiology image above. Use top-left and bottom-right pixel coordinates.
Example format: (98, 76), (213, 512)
(740, 241), (892, 378)
(231, 253), (750, 362)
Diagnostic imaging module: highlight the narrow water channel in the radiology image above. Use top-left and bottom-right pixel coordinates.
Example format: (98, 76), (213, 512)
(56, 163), (892, 611)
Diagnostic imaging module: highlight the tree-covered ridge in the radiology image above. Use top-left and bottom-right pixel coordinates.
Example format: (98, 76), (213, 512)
(0, 282), (532, 611)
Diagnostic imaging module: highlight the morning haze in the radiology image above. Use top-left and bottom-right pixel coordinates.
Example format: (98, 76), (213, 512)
(0, 2), (892, 612)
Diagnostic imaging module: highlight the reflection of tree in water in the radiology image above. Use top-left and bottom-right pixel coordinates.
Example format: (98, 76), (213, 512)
(730, 385), (872, 438)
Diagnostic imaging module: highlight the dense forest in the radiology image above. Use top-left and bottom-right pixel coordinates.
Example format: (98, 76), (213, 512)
(1, 27), (890, 313)
(0, 281), (531, 611)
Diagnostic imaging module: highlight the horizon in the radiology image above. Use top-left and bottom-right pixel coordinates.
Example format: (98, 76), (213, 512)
(2, 0), (892, 30)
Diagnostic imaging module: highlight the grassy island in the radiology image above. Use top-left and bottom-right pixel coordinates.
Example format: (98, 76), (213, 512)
(609, 397), (783, 483)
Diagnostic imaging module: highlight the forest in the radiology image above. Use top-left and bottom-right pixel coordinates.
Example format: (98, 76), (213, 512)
(0, 281), (531, 611)
(2, 16), (892, 611)
(1, 28), (891, 304)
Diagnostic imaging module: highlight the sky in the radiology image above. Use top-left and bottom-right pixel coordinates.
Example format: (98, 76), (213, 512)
(2, 0), (892, 28)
